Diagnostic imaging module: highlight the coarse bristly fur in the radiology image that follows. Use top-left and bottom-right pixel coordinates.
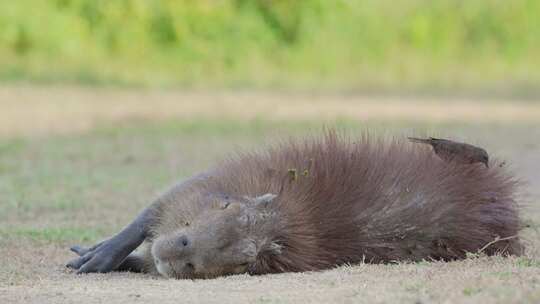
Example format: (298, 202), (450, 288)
(142, 130), (522, 279)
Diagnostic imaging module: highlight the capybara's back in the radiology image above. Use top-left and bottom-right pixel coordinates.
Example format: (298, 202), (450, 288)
(209, 131), (521, 270)
(149, 131), (522, 277)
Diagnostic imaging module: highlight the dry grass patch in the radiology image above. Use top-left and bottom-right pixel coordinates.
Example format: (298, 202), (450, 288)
(2, 85), (540, 137)
(1, 240), (539, 304)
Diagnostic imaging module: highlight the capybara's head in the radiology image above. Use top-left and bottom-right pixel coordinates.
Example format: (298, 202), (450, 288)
(151, 193), (279, 279)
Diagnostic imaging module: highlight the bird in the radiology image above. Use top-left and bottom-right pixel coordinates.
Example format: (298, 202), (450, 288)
(408, 137), (489, 167)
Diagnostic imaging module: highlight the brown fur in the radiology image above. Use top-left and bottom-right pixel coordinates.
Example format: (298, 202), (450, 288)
(139, 131), (522, 279)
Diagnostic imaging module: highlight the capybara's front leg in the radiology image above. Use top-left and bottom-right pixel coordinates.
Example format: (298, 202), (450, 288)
(66, 206), (154, 274)
(70, 245), (148, 273)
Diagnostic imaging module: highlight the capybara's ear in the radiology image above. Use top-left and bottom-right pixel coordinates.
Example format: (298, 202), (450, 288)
(246, 193), (277, 207)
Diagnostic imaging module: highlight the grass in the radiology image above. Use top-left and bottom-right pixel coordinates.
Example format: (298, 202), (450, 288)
(3, 85), (540, 139)
(0, 89), (539, 303)
(0, 228), (103, 243)
(516, 257), (540, 268)
(1, 1), (540, 93)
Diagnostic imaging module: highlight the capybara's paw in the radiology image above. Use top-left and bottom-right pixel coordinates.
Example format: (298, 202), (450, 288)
(66, 240), (119, 274)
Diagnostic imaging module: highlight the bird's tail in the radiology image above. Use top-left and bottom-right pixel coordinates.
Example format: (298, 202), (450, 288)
(408, 137), (432, 144)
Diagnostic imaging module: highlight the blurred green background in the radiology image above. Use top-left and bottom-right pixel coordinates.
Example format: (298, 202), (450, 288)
(1, 0), (539, 94)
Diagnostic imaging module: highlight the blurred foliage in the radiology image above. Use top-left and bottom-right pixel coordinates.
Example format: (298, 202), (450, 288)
(0, 0), (539, 91)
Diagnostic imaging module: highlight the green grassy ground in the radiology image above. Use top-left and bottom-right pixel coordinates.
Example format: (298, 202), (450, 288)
(1, 0), (540, 93)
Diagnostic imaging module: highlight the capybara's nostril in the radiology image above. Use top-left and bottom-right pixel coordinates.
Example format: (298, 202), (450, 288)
(177, 235), (189, 247)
